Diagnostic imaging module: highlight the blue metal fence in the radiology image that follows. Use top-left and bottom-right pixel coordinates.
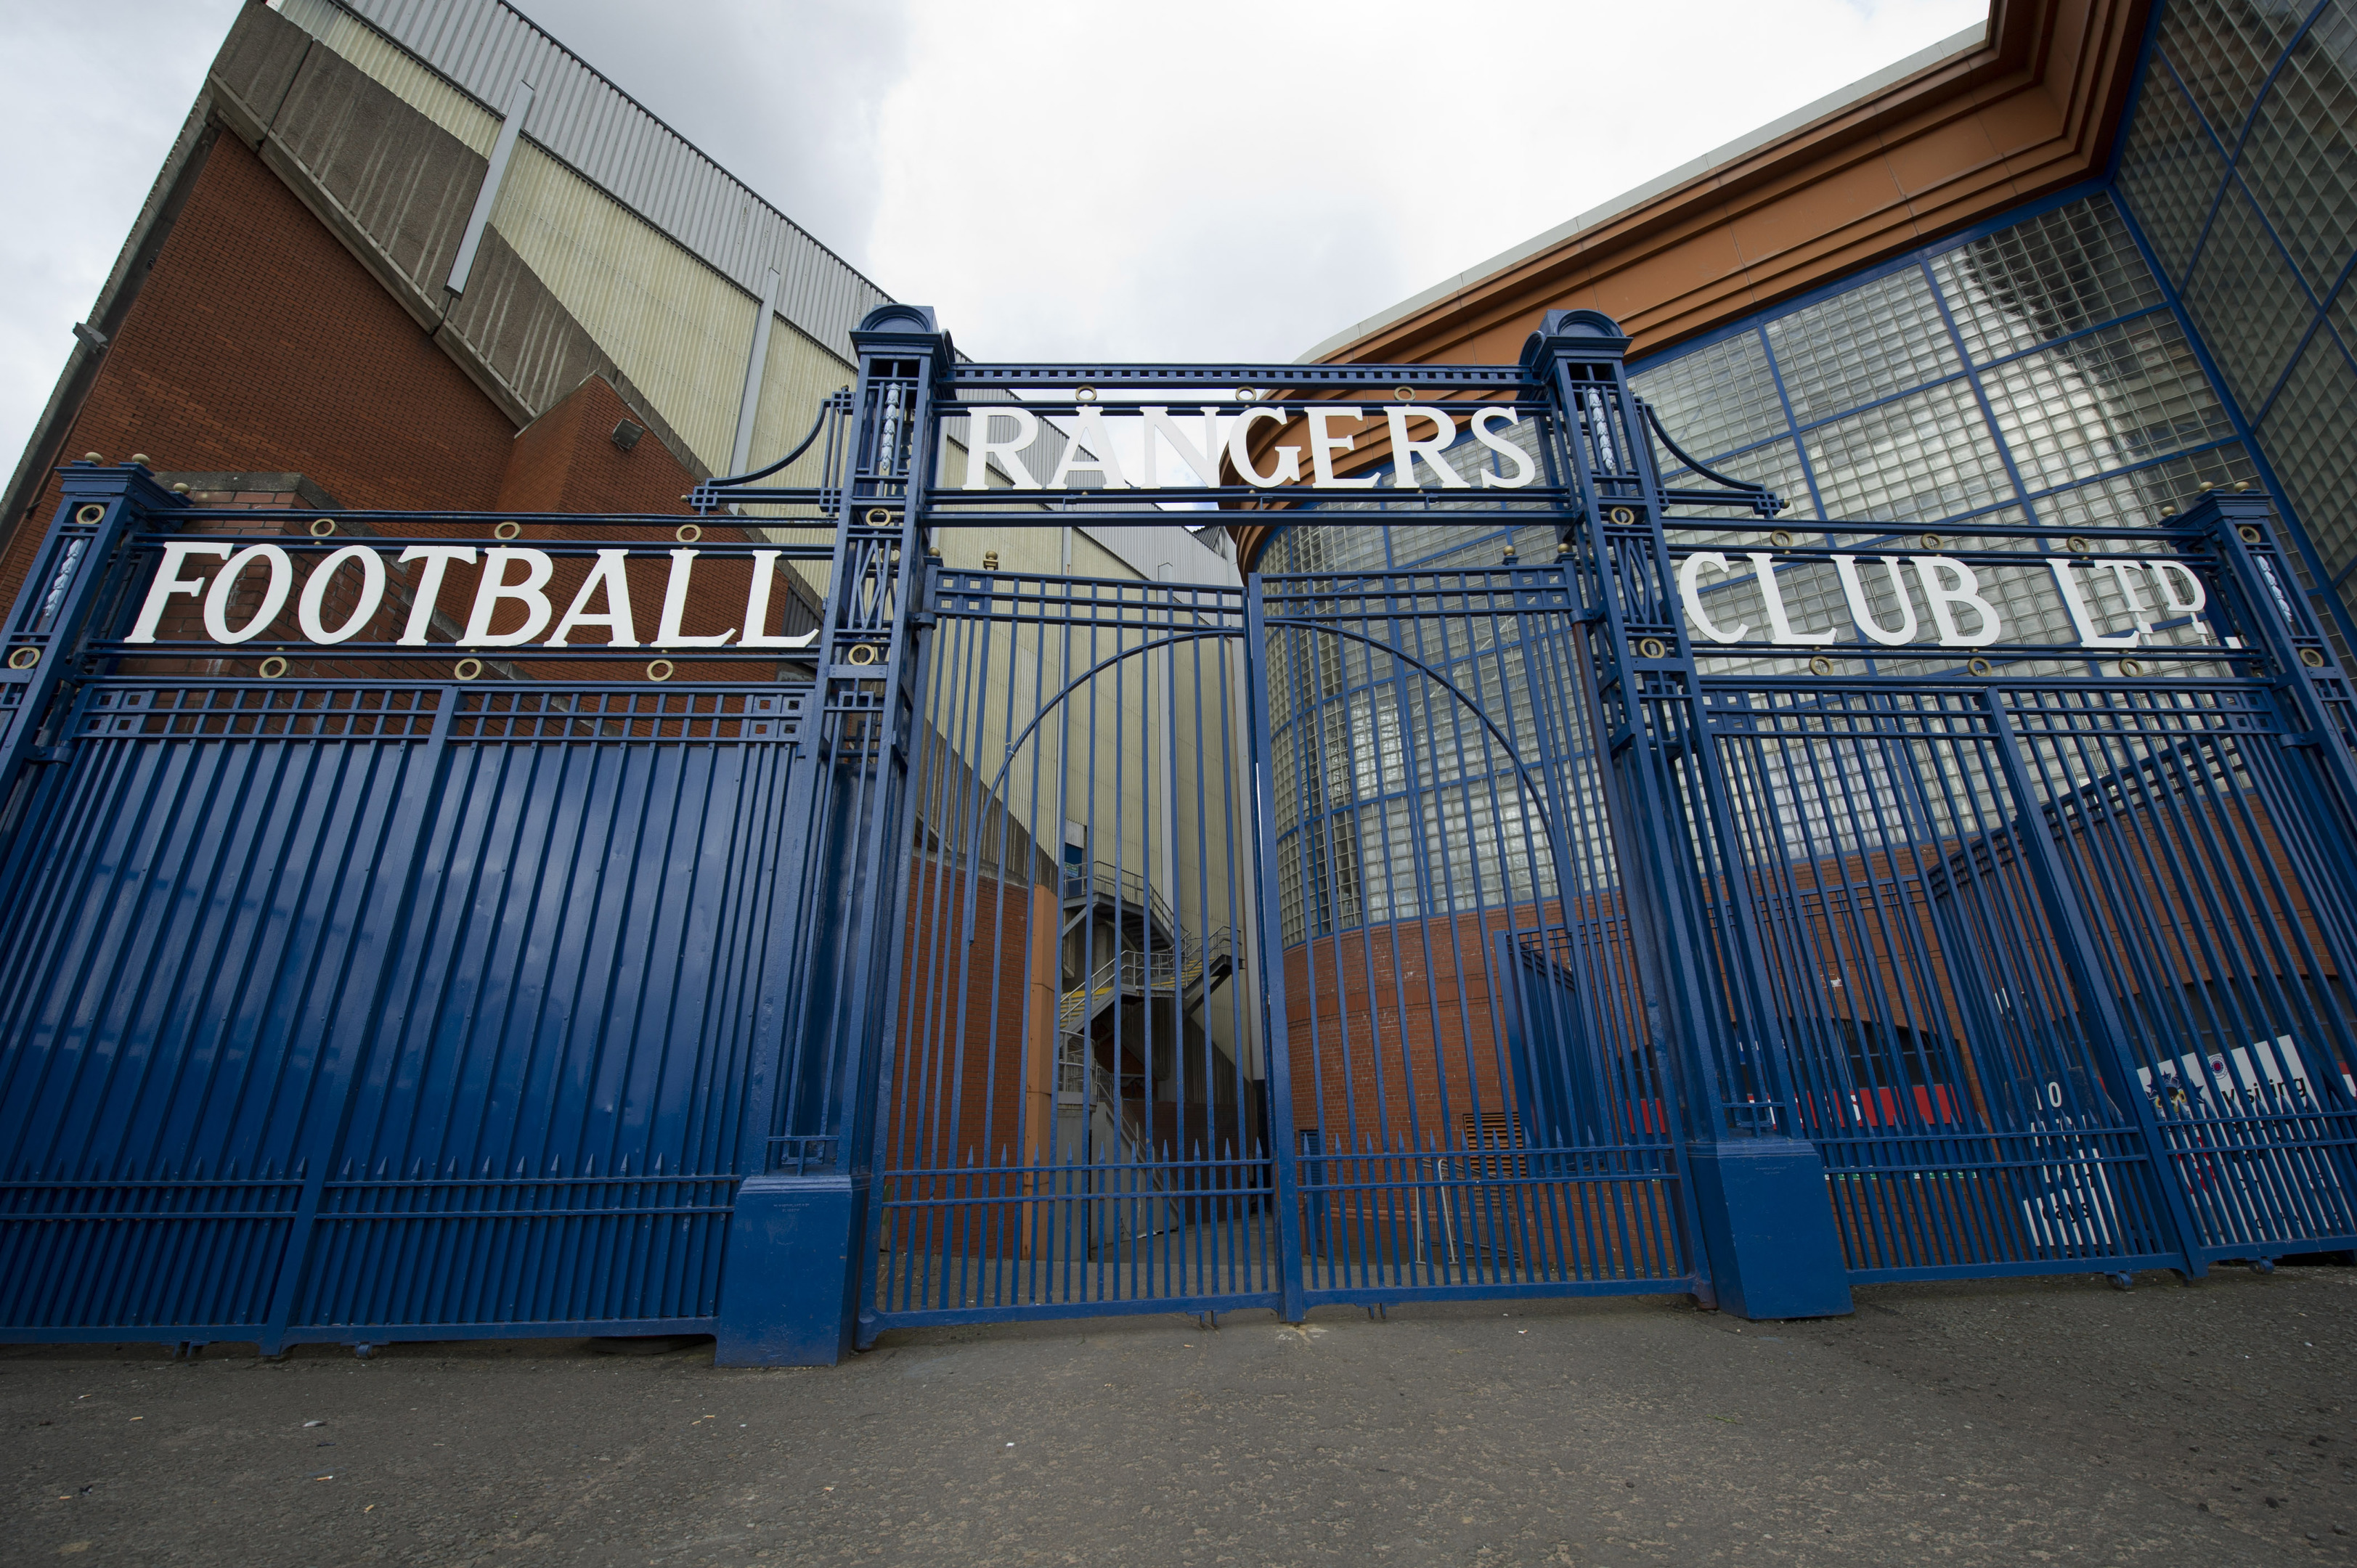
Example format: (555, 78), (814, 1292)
(2, 301), (2354, 1361)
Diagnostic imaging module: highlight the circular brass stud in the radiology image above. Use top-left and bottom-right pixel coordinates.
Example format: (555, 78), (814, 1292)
(1608, 506), (1638, 526)
(309, 518), (338, 538)
(82, 453), (102, 463)
(453, 658), (484, 681)
(1967, 657), (1994, 679)
(2237, 524), (2263, 544)
(1074, 386), (1099, 404)
(1808, 655), (1835, 677)
(7, 647), (38, 670)
(172, 483), (190, 494)
(1918, 534), (1942, 552)
(75, 504), (105, 526)
(131, 453), (151, 467)
(863, 507), (893, 526)
(257, 656), (289, 679)
(845, 642), (881, 666)
(1769, 530), (1794, 550)
(1394, 386), (1417, 402)
(2067, 536), (2091, 555)
(676, 523), (702, 544)
(2117, 658), (2144, 677)
(493, 520), (523, 542)
(646, 659), (675, 682)
(1637, 637), (1668, 660)
(2300, 647), (2328, 668)
(1234, 387), (1259, 403)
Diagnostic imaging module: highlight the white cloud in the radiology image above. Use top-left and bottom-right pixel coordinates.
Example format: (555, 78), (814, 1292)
(0, 0), (1985, 475)
(868, 0), (1989, 360)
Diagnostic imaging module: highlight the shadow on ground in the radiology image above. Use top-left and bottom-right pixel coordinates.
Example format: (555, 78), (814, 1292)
(4, 1265), (2353, 1565)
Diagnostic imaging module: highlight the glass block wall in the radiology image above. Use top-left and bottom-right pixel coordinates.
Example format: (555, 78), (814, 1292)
(1264, 193), (2266, 592)
(1256, 189), (2281, 941)
(2116, 0), (2357, 624)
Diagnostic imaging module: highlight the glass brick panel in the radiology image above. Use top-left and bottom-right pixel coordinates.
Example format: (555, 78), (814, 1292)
(2117, 65), (2229, 286)
(2038, 443), (2265, 528)
(2181, 180), (2318, 413)
(2234, 7), (2357, 297)
(1980, 314), (2237, 492)
(2259, 336), (2357, 582)
(1767, 268), (1963, 425)
(2157, 0), (2308, 140)
(1659, 438), (1818, 543)
(1803, 380), (2016, 522)
(1933, 195), (2166, 362)
(1629, 331), (1788, 461)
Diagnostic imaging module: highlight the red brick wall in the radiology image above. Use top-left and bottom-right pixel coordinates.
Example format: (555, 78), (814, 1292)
(495, 375), (693, 516)
(3, 135), (518, 611)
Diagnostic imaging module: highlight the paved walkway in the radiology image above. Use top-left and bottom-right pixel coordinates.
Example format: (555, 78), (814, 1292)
(4, 1266), (2353, 1565)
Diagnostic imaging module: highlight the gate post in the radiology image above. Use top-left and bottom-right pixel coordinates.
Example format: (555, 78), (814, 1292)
(1525, 311), (1850, 1320)
(2195, 491), (2357, 848)
(0, 461), (181, 846)
(716, 305), (945, 1365)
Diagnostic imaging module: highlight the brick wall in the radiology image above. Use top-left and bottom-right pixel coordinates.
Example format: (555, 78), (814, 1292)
(2, 134), (517, 612)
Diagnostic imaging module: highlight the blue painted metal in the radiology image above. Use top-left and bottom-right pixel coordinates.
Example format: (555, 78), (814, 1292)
(4, 298), (2356, 1359)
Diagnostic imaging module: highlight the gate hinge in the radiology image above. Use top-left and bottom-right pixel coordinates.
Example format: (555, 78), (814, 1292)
(2279, 731), (2325, 748)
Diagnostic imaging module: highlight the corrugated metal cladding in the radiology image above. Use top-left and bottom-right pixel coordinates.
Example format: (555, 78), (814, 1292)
(494, 141), (765, 467)
(278, 0), (891, 360)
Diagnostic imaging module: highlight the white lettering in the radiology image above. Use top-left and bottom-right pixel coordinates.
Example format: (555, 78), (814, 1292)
(202, 544), (293, 644)
(1746, 552), (1837, 645)
(462, 547), (555, 646)
(2151, 560), (2207, 622)
(2107, 560), (2156, 636)
(739, 550), (820, 649)
(296, 544), (386, 644)
(1916, 556), (2002, 647)
(1139, 407), (1227, 489)
(1677, 552), (1748, 643)
(1229, 407), (1300, 487)
(126, 542), (229, 643)
(2045, 558), (2138, 648)
(655, 549), (736, 648)
(396, 547), (477, 645)
(1833, 555), (1919, 646)
(547, 549), (639, 646)
(1047, 405), (1130, 489)
(1303, 407), (1380, 489)
(1385, 407), (1466, 489)
(1471, 409), (1536, 489)
(963, 408), (1041, 490)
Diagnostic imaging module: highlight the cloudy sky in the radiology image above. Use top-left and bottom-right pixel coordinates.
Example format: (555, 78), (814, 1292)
(1, 0), (1984, 465)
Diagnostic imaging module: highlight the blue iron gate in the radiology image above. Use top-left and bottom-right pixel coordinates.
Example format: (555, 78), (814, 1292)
(0, 454), (835, 1351)
(1254, 566), (1704, 1307)
(4, 301), (2356, 1363)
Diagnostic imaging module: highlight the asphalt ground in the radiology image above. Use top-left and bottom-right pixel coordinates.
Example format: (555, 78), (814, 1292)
(4, 1265), (2353, 1567)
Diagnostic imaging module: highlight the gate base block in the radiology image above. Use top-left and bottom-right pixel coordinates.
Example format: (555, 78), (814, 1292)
(1686, 1138), (1852, 1321)
(715, 1174), (863, 1366)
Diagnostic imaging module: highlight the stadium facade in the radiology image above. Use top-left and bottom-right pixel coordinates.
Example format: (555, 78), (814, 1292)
(1, 0), (2352, 1362)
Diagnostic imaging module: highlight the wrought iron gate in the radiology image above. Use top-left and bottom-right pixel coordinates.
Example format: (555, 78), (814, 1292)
(1255, 567), (1702, 1306)
(0, 467), (831, 1352)
(4, 301), (2356, 1362)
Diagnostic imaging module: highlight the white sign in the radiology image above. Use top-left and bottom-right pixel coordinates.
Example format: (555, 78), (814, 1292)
(1674, 551), (2212, 652)
(956, 404), (1537, 491)
(124, 544), (818, 650)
